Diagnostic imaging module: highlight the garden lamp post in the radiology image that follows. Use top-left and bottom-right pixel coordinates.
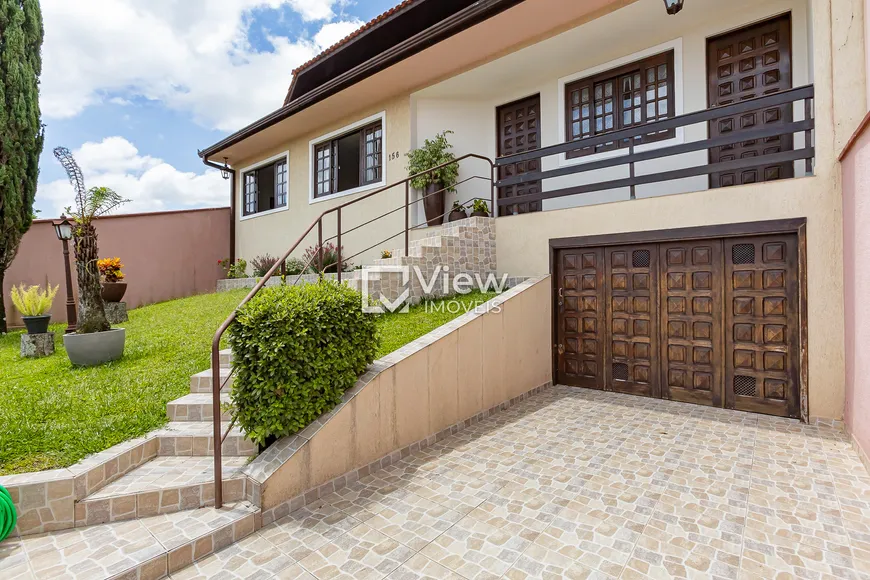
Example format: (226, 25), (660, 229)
(663, 0), (684, 14)
(53, 215), (77, 334)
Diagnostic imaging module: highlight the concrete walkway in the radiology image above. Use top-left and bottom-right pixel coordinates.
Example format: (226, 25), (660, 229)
(6, 385), (870, 579)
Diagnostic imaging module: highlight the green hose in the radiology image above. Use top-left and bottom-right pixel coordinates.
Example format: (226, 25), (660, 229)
(0, 485), (16, 541)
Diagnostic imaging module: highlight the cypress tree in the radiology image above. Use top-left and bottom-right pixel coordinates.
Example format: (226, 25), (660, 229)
(0, 0), (43, 334)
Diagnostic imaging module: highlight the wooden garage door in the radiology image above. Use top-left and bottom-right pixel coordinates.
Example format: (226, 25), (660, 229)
(554, 232), (800, 418)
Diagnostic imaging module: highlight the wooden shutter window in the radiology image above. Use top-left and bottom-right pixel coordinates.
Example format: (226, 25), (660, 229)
(566, 51), (675, 158)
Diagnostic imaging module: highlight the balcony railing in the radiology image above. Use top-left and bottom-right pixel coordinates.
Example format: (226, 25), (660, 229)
(494, 84), (814, 211)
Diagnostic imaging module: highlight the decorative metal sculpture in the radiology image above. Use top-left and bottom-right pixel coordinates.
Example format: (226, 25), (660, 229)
(53, 147), (129, 333)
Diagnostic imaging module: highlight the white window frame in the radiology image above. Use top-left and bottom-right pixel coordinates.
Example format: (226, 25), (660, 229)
(238, 151), (291, 221)
(308, 111), (387, 205)
(556, 38), (684, 168)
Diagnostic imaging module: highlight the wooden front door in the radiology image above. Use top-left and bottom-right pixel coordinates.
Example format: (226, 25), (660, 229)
(707, 14), (793, 188)
(553, 230), (802, 419)
(497, 95), (542, 216)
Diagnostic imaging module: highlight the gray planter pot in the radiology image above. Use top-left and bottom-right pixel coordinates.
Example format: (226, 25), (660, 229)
(63, 328), (126, 366)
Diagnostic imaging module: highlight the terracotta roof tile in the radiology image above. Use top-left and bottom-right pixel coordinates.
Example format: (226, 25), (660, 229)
(291, 0), (418, 78)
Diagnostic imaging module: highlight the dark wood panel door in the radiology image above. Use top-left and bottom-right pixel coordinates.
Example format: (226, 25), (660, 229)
(555, 248), (605, 389)
(724, 235), (800, 418)
(707, 14), (793, 188)
(605, 245), (660, 398)
(659, 240), (724, 407)
(497, 95), (542, 216)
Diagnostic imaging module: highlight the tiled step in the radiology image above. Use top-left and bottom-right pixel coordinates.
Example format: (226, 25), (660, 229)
(219, 349), (233, 369)
(3, 501), (259, 579)
(190, 367), (233, 394)
(75, 456), (250, 526)
(155, 422), (256, 457)
(167, 393), (232, 422)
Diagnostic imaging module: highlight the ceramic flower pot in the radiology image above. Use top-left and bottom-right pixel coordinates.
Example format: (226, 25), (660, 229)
(448, 208), (468, 222)
(22, 315), (51, 335)
(64, 328), (126, 366)
(471, 210), (489, 218)
(101, 282), (127, 303)
(422, 182), (446, 226)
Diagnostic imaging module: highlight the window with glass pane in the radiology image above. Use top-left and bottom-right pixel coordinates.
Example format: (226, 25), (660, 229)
(363, 124), (382, 185)
(275, 160), (288, 207)
(565, 51), (675, 158)
(244, 173), (257, 215)
(242, 157), (288, 216)
(315, 144), (332, 198)
(313, 119), (383, 198)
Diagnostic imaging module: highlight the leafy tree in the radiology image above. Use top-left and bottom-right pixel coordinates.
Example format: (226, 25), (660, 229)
(53, 147), (128, 333)
(0, 0), (43, 334)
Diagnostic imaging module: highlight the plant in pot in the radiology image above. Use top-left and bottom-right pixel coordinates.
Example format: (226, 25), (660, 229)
(448, 200), (468, 222)
(471, 199), (490, 218)
(54, 147), (130, 366)
(406, 130), (460, 227)
(98, 257), (126, 302)
(10, 284), (58, 334)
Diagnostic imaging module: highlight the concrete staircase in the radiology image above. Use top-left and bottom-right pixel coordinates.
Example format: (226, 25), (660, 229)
(343, 217), (497, 304)
(38, 352), (262, 579)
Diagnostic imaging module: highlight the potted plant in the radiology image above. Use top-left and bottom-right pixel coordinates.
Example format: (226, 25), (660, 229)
(471, 199), (490, 218)
(98, 257), (127, 302)
(54, 147), (129, 366)
(448, 201), (468, 222)
(10, 284), (58, 334)
(381, 250), (393, 259)
(406, 130), (460, 227)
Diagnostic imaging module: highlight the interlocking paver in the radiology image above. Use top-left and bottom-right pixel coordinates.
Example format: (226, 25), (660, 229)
(6, 385), (869, 579)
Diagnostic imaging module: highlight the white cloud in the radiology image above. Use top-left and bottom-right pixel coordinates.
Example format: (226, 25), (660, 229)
(314, 20), (364, 49)
(39, 137), (227, 215)
(40, 0), (363, 131)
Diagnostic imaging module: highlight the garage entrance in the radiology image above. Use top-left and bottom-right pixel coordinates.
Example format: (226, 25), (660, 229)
(552, 221), (805, 419)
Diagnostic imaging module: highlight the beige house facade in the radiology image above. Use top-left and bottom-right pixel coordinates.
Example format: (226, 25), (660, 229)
(200, 0), (867, 424)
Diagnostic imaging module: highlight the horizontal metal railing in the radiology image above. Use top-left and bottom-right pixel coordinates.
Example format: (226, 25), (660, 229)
(209, 154), (494, 508)
(495, 84), (815, 208)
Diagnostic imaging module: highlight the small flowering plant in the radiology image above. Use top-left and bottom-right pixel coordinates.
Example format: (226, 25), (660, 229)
(97, 257), (125, 283)
(381, 250), (393, 259)
(218, 258), (248, 279)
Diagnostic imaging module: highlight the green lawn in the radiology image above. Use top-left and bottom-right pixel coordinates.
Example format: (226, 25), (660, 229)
(0, 288), (497, 475)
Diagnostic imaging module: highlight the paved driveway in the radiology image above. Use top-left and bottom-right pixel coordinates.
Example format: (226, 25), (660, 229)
(177, 386), (870, 579)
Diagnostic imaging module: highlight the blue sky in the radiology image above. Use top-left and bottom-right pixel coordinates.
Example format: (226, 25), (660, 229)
(37, 0), (397, 217)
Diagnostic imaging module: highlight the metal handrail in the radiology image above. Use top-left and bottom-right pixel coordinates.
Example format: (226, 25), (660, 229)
(210, 153), (495, 508)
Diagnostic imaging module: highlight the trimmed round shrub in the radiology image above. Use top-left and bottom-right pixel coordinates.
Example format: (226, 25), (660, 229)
(228, 280), (379, 446)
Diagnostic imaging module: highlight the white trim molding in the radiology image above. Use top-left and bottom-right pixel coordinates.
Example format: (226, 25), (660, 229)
(308, 111), (387, 205)
(556, 38), (685, 168)
(238, 150), (291, 222)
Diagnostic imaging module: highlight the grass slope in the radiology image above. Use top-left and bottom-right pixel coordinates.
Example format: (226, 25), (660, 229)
(0, 288), (497, 475)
